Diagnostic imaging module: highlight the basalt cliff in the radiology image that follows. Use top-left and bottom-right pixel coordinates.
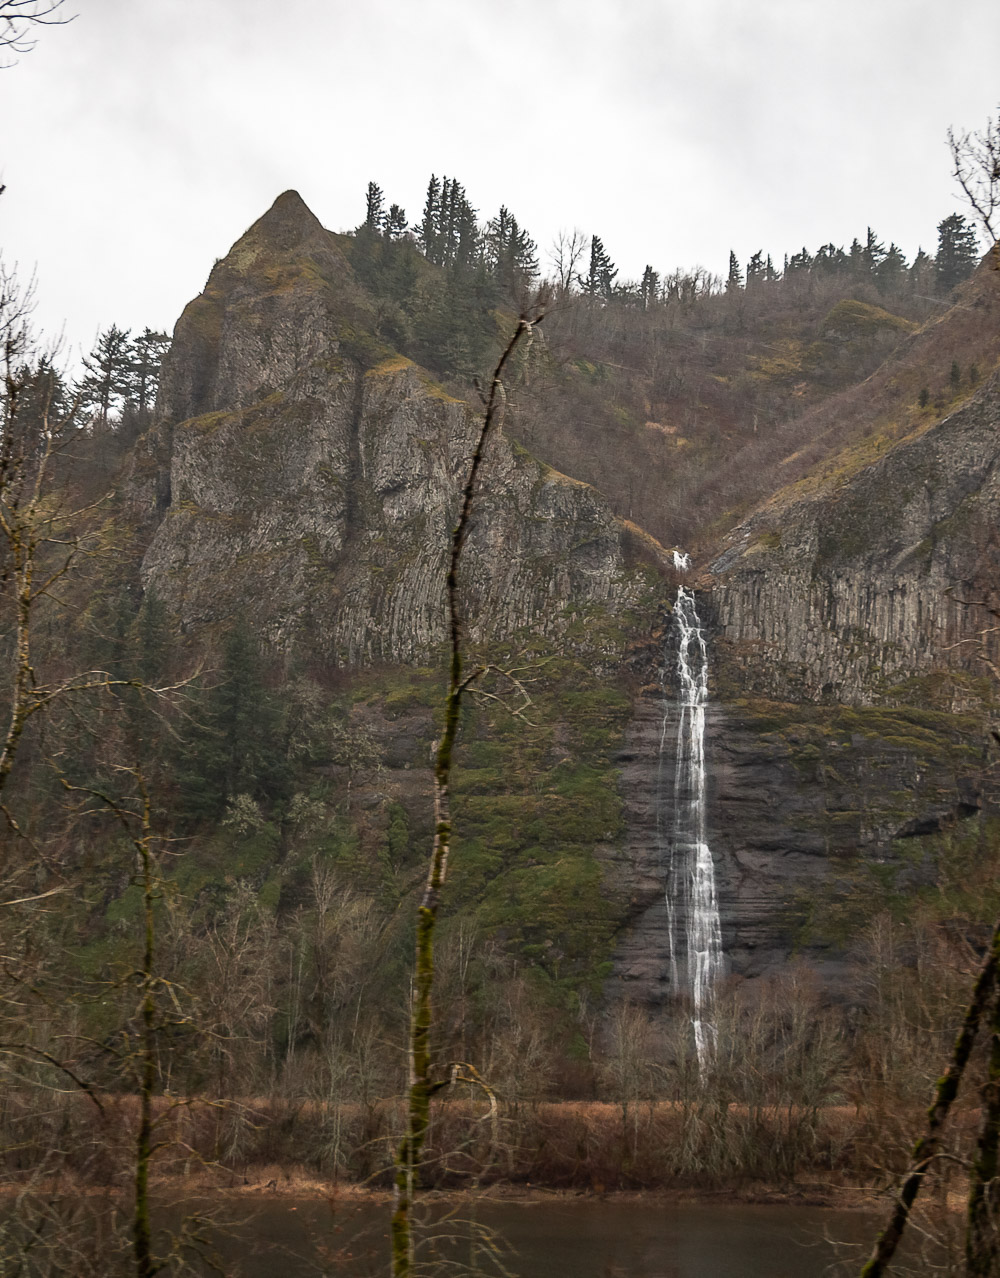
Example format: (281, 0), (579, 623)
(130, 191), (657, 663)
(115, 194), (1000, 1010)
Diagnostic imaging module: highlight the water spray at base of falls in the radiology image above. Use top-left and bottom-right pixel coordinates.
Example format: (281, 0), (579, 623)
(659, 570), (724, 1073)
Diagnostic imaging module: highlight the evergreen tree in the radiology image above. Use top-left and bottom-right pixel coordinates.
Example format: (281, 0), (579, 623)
(483, 205), (538, 295)
(439, 177), (457, 263)
(875, 243), (908, 294)
(174, 625), (289, 825)
(847, 237), (866, 275)
(482, 205), (512, 284)
(78, 324), (132, 427)
(812, 243), (847, 275)
(909, 247), (935, 293)
(419, 175), (478, 270)
(385, 203), (408, 239)
(417, 175), (441, 262)
(7, 355), (69, 441)
(936, 213), (980, 292)
(410, 268), (494, 381)
(452, 185), (480, 271)
(745, 251), (766, 289)
(132, 590), (170, 686)
(112, 587), (173, 762)
(583, 235), (617, 300)
(785, 247), (813, 277)
(128, 328), (170, 419)
(863, 227), (887, 276)
(639, 264), (660, 308)
(726, 250), (743, 292)
(365, 181), (386, 233)
(81, 581), (136, 680)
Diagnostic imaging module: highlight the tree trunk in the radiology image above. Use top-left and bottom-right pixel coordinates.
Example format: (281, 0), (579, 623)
(860, 919), (1000, 1278)
(390, 312), (541, 1277)
(966, 982), (1000, 1276)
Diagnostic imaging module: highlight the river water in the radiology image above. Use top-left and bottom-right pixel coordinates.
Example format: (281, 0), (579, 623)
(206, 1197), (878, 1277)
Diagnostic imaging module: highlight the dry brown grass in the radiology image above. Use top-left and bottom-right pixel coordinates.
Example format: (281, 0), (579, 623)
(1, 1092), (986, 1203)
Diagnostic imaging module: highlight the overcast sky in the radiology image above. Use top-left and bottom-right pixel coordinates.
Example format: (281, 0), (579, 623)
(2, 0), (998, 362)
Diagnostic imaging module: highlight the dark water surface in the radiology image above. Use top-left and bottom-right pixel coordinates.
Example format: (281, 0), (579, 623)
(208, 1197), (878, 1277)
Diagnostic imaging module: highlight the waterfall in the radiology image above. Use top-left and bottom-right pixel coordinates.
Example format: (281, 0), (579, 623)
(658, 564), (724, 1071)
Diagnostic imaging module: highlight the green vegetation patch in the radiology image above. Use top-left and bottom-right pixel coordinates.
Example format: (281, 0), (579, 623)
(803, 815), (1000, 948)
(733, 696), (983, 762)
(820, 298), (915, 341)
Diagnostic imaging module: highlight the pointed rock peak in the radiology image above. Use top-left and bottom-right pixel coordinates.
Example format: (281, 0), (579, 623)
(269, 189), (316, 219)
(245, 189), (326, 253)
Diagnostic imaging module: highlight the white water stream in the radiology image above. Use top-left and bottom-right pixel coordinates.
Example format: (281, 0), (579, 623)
(659, 563), (724, 1071)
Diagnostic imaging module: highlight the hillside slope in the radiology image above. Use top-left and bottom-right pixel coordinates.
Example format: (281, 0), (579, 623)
(709, 261), (1000, 704)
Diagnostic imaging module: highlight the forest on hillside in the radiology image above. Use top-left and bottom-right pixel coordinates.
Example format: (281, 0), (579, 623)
(64, 176), (987, 554)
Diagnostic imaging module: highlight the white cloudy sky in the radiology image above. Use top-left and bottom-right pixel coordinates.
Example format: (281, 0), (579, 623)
(1, 0), (998, 360)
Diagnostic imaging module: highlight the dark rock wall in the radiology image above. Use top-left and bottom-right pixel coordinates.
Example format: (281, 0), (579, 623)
(710, 374), (1000, 705)
(607, 677), (989, 1005)
(601, 362), (1000, 1006)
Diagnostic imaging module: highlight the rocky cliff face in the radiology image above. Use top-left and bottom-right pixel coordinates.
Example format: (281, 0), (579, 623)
(608, 685), (987, 999)
(613, 268), (1000, 999)
(125, 192), (1000, 1013)
(133, 192), (657, 662)
(709, 370), (1000, 707)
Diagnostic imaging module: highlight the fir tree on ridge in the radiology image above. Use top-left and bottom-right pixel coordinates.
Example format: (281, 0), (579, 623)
(936, 212), (980, 292)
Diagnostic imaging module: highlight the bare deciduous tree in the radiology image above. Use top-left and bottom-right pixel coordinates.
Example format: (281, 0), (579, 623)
(0, 263), (183, 832)
(549, 227), (588, 295)
(949, 107), (1000, 251)
(0, 0), (71, 65)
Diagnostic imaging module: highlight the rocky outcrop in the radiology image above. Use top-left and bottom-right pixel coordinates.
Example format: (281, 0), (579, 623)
(710, 371), (1000, 705)
(134, 193), (656, 660)
(607, 685), (988, 1001)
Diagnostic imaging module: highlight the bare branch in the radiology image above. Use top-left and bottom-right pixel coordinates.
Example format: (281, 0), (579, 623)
(0, 1), (72, 63)
(949, 107), (1000, 248)
(0, 885), (67, 906)
(0, 1043), (105, 1113)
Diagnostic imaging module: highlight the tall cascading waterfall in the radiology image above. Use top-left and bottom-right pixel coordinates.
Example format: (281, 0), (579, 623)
(658, 552), (724, 1071)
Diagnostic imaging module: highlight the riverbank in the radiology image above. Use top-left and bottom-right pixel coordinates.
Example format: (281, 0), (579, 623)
(1, 1157), (895, 1217)
(2, 1092), (978, 1206)
(161, 1164), (888, 1213)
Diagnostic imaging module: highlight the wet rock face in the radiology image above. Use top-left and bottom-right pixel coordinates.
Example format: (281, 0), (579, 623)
(136, 192), (645, 660)
(607, 690), (987, 1004)
(610, 368), (1000, 1005)
(710, 375), (1000, 705)
(609, 377), (1000, 1004)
